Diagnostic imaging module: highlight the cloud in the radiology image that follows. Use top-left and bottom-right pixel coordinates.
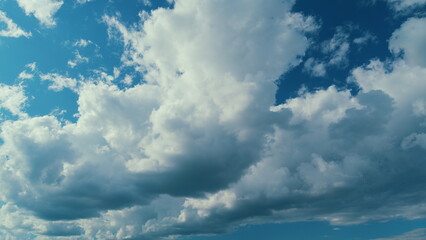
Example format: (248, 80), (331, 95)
(1, 1), (426, 240)
(18, 62), (38, 80)
(303, 26), (354, 77)
(72, 39), (93, 48)
(76, 0), (93, 4)
(67, 51), (89, 68)
(303, 57), (327, 77)
(0, 84), (28, 118)
(372, 228), (426, 240)
(385, 0), (426, 11)
(39, 73), (77, 91)
(390, 18), (426, 67)
(0, 11), (31, 38)
(16, 0), (63, 27)
(322, 28), (351, 66)
(18, 71), (34, 80)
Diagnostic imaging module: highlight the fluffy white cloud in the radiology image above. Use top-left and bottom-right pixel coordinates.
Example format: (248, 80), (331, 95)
(390, 18), (426, 67)
(0, 11), (31, 38)
(0, 84), (28, 118)
(16, 0), (63, 27)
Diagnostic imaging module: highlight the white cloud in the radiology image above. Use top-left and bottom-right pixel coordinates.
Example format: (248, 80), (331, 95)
(0, 84), (28, 118)
(16, 0), (63, 27)
(18, 71), (34, 80)
(322, 28), (350, 66)
(40, 73), (77, 91)
(372, 228), (426, 240)
(353, 32), (376, 46)
(304, 57), (327, 77)
(18, 62), (37, 80)
(385, 0), (426, 11)
(0, 11), (31, 38)
(303, 27), (352, 77)
(67, 51), (89, 68)
(76, 0), (93, 4)
(121, 74), (133, 86)
(26, 62), (37, 71)
(390, 18), (426, 67)
(72, 39), (93, 48)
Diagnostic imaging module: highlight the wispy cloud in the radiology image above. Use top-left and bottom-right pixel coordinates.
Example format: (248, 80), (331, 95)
(372, 228), (426, 240)
(0, 11), (31, 38)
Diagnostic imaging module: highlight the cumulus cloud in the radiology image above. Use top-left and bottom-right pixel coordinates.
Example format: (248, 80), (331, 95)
(1, 1), (426, 240)
(0, 11), (31, 38)
(390, 18), (426, 67)
(0, 84), (28, 118)
(16, 0), (63, 27)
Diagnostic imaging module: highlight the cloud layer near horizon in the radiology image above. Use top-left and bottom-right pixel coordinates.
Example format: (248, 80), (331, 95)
(1, 0), (426, 239)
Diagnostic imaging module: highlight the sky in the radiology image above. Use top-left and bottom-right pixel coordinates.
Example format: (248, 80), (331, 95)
(0, 0), (426, 239)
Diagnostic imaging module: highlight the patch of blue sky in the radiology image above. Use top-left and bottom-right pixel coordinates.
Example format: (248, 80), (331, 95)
(275, 0), (404, 103)
(178, 218), (426, 240)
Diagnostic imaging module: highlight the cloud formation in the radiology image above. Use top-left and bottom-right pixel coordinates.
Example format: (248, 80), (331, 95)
(16, 0), (63, 27)
(0, 11), (31, 38)
(1, 1), (426, 240)
(0, 84), (27, 119)
(372, 228), (426, 240)
(385, 0), (426, 11)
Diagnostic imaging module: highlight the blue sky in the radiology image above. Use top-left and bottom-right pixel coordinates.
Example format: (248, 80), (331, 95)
(1, 0), (426, 239)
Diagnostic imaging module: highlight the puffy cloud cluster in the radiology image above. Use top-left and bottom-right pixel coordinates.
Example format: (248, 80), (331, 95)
(1, 0), (426, 239)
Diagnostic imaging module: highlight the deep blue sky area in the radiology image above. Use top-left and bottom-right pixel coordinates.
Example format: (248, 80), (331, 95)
(276, 0), (401, 103)
(1, 0), (426, 239)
